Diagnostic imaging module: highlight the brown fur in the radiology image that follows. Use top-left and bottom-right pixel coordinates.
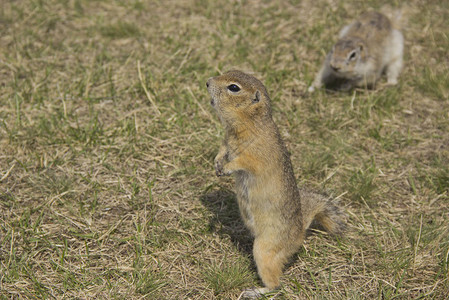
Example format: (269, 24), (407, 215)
(206, 70), (345, 296)
(309, 11), (404, 92)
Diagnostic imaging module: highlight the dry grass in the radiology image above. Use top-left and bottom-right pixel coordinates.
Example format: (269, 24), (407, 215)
(1, 0), (448, 299)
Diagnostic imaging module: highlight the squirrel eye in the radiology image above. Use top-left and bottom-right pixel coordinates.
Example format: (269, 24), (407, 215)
(349, 51), (357, 60)
(227, 84), (241, 92)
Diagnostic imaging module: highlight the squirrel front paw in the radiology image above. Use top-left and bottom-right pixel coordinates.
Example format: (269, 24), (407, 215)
(214, 159), (225, 176)
(214, 159), (231, 177)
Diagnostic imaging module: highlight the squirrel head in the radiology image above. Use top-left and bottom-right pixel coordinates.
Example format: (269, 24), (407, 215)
(206, 70), (272, 127)
(329, 38), (366, 76)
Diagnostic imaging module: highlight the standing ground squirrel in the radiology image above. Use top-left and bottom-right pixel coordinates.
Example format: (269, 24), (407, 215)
(308, 11), (404, 92)
(206, 70), (345, 297)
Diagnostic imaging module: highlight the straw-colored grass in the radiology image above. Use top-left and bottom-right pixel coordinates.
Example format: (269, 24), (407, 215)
(1, 0), (448, 298)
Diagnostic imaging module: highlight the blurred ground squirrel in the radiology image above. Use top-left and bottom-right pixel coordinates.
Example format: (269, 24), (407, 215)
(206, 70), (345, 297)
(308, 11), (404, 92)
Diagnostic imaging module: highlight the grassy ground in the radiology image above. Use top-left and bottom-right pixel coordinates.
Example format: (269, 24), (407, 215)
(1, 0), (448, 299)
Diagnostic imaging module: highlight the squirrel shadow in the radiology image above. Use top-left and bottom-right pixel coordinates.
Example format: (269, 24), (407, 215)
(200, 187), (253, 255)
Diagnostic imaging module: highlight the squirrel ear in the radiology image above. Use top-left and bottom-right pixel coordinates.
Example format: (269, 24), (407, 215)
(253, 90), (261, 103)
(358, 43), (364, 51)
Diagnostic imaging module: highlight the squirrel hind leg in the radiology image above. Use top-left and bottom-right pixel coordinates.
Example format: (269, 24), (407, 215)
(385, 55), (403, 86)
(385, 29), (404, 85)
(252, 238), (292, 292)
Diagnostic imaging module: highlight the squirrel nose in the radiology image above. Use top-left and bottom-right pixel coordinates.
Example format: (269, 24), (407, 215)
(206, 78), (212, 88)
(330, 64), (340, 71)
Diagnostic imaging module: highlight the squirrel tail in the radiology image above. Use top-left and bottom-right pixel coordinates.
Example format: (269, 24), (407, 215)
(300, 190), (346, 235)
(381, 4), (409, 30)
